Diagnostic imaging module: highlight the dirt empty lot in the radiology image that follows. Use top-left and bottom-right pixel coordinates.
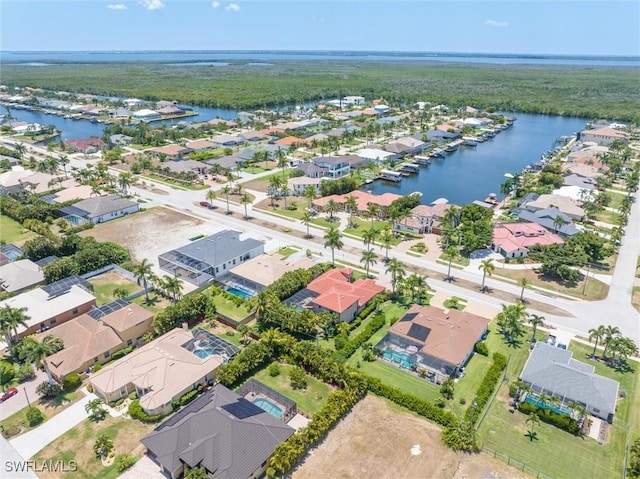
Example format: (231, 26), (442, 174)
(292, 395), (528, 479)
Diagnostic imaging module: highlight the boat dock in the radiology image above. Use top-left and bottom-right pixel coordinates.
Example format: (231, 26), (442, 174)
(377, 169), (403, 182)
(413, 155), (432, 165)
(397, 162), (421, 174)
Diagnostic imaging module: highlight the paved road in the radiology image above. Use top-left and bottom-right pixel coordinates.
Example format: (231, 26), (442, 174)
(0, 369), (47, 421)
(9, 390), (96, 460)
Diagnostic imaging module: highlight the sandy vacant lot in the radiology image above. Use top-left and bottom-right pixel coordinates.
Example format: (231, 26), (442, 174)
(292, 395), (527, 479)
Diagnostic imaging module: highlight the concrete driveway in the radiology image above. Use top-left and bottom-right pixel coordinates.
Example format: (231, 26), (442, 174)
(0, 368), (47, 421)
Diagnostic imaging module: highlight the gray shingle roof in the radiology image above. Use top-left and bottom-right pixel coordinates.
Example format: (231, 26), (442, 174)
(141, 384), (294, 479)
(521, 342), (619, 415)
(68, 194), (138, 219)
(517, 208), (580, 236)
(172, 231), (263, 268)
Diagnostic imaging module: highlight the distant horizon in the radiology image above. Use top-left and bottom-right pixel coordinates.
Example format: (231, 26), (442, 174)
(3, 49), (639, 57)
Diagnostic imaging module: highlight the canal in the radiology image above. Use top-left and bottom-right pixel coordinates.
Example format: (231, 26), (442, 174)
(8, 107), (590, 206)
(362, 113), (590, 205)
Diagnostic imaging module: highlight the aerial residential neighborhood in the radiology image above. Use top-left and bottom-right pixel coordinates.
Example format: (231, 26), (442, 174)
(0, 3), (639, 479)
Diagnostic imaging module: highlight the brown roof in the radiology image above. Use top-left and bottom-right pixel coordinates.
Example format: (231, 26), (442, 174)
(411, 203), (452, 218)
(307, 268), (385, 314)
(102, 303), (154, 333)
(390, 304), (490, 367)
(149, 144), (193, 157)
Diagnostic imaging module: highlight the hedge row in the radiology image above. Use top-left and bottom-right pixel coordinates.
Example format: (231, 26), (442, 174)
(111, 346), (134, 361)
(172, 385), (204, 411)
(517, 400), (581, 435)
(128, 399), (162, 423)
(216, 341), (271, 389)
(334, 313), (386, 359)
(464, 352), (507, 424)
(366, 375), (457, 428)
(267, 379), (368, 477)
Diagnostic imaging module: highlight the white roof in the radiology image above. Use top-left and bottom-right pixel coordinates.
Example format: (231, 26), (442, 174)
(355, 148), (395, 160)
(0, 284), (96, 334)
(132, 109), (159, 117)
(0, 259), (44, 293)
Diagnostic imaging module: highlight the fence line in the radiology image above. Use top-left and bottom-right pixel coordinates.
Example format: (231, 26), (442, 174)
(481, 447), (554, 479)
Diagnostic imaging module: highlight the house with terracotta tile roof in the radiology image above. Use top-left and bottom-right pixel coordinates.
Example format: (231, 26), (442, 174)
(312, 190), (402, 218)
(148, 144), (193, 159)
(579, 126), (629, 147)
(185, 139), (217, 151)
(274, 136), (309, 147)
(375, 304), (490, 382)
(64, 138), (104, 154)
(40, 303), (153, 382)
(407, 202), (454, 234)
(491, 222), (564, 258)
(303, 268), (385, 322)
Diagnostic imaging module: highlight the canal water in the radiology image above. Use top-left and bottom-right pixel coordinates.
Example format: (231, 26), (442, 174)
(362, 113), (590, 205)
(8, 107), (589, 206)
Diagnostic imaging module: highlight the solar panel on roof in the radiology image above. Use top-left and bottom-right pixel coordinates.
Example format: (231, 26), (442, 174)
(42, 275), (93, 297)
(87, 298), (130, 320)
(401, 312), (418, 322)
(407, 323), (430, 342)
(221, 398), (264, 420)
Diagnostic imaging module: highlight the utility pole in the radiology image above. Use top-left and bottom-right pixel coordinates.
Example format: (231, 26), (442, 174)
(582, 262), (591, 296)
(24, 388), (31, 407)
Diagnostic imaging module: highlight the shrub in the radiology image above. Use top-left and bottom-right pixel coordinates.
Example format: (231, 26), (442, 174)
(26, 406), (44, 426)
(115, 454), (137, 473)
(333, 333), (349, 351)
(464, 353), (507, 424)
(333, 313), (386, 359)
(440, 378), (455, 400)
(474, 342), (489, 356)
(35, 381), (63, 399)
(15, 364), (35, 382)
(114, 398), (124, 407)
(435, 396), (446, 408)
(92, 364), (103, 372)
(86, 383), (94, 393)
(442, 419), (479, 452)
(128, 400), (162, 423)
(111, 346), (133, 361)
(289, 366), (308, 390)
(128, 391), (138, 400)
(508, 381), (522, 398)
(0, 361), (15, 386)
(517, 401), (581, 435)
(179, 389), (199, 407)
(268, 363), (281, 377)
(62, 372), (82, 391)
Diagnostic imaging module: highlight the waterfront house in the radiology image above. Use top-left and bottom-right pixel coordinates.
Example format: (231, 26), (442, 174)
(375, 304), (490, 382)
(90, 328), (238, 416)
(310, 156), (350, 179)
(108, 134), (133, 147)
(312, 190), (402, 218)
(210, 134), (243, 146)
(41, 303), (153, 382)
(354, 148), (398, 163)
(0, 276), (96, 338)
(408, 202), (454, 234)
(159, 230), (264, 286)
(520, 341), (619, 422)
(148, 144), (193, 160)
(141, 384), (294, 479)
(156, 106), (184, 116)
(64, 137), (104, 154)
(517, 208), (580, 237)
(287, 176), (324, 196)
(60, 194), (140, 225)
(562, 173), (598, 190)
(132, 109), (162, 122)
(578, 126), (629, 147)
(108, 108), (132, 120)
(185, 139), (217, 152)
(523, 193), (585, 221)
(491, 222), (564, 258)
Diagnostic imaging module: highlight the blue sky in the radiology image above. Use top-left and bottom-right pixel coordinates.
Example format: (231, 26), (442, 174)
(2, 1), (639, 55)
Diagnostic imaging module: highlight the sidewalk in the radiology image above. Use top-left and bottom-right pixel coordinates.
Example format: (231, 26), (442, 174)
(9, 389), (96, 460)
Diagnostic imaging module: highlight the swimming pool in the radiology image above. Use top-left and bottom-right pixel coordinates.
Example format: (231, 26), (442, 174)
(525, 396), (572, 416)
(226, 286), (253, 299)
(3, 250), (21, 261)
(383, 349), (417, 369)
(253, 397), (284, 419)
(193, 348), (215, 359)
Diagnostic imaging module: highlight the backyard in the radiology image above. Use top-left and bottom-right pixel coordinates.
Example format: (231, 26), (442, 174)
(251, 363), (332, 416)
(87, 270), (141, 305)
(0, 214), (36, 245)
(211, 292), (252, 322)
(33, 416), (154, 479)
(476, 339), (637, 479)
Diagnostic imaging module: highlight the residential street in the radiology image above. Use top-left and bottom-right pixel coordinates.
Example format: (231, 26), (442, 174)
(0, 368), (47, 421)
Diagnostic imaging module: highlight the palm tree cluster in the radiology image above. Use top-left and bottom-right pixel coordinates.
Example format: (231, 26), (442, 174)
(0, 305), (30, 356)
(132, 258), (183, 304)
(383, 258), (430, 305)
(495, 301), (528, 344)
(588, 324), (638, 364)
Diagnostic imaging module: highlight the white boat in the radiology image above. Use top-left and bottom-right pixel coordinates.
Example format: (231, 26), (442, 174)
(462, 137), (479, 146)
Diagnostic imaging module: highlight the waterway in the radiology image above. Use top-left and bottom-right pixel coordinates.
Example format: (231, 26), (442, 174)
(362, 113), (590, 205)
(2, 50), (638, 67)
(8, 107), (590, 206)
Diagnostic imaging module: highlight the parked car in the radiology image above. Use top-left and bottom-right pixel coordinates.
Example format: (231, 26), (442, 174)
(0, 387), (18, 403)
(546, 335), (557, 346)
(199, 201), (211, 208)
(557, 343), (567, 349)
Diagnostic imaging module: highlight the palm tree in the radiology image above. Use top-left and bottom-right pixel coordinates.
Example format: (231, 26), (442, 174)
(553, 214), (565, 233)
(253, 291), (276, 321)
(59, 155), (70, 179)
(133, 258), (154, 303)
(588, 325), (606, 358)
(386, 258), (406, 294)
(221, 185), (232, 214)
(404, 273), (428, 304)
(274, 148), (288, 180)
(360, 248), (377, 278)
(362, 228), (378, 248)
(526, 412), (540, 441)
(14, 142), (26, 160)
(303, 185), (317, 209)
(240, 193), (251, 219)
(325, 199), (339, 219)
(162, 275), (183, 303)
(380, 228), (394, 261)
(528, 314), (545, 341)
(268, 176), (282, 208)
(345, 195), (358, 227)
(602, 325), (621, 358)
(323, 227), (343, 265)
(117, 172), (133, 196)
(0, 305), (30, 355)
(366, 203), (379, 226)
(443, 245), (457, 282)
(281, 184), (290, 209)
(518, 277), (532, 302)
(237, 324), (250, 345)
(478, 258), (495, 292)
(301, 212), (313, 238)
(205, 189), (217, 205)
(23, 335), (64, 384)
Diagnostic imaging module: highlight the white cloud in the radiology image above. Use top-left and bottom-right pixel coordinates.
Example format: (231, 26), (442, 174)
(225, 3), (240, 12)
(485, 19), (508, 28)
(107, 4), (127, 10)
(138, 0), (165, 10)
(211, 1), (220, 8)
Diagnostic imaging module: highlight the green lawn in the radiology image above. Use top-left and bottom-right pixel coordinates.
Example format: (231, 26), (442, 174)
(88, 273), (140, 305)
(251, 169), (296, 184)
(0, 215), (36, 244)
(343, 217), (399, 246)
(476, 338), (636, 479)
(130, 292), (171, 315)
(251, 363), (332, 415)
(437, 251), (471, 267)
(274, 246), (300, 259)
(449, 352), (492, 416)
(211, 294), (251, 321)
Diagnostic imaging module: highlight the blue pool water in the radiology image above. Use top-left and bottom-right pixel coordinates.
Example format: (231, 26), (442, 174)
(253, 398), (284, 419)
(193, 348), (215, 359)
(226, 287), (253, 299)
(525, 396), (572, 416)
(383, 350), (417, 369)
(4, 251), (21, 261)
